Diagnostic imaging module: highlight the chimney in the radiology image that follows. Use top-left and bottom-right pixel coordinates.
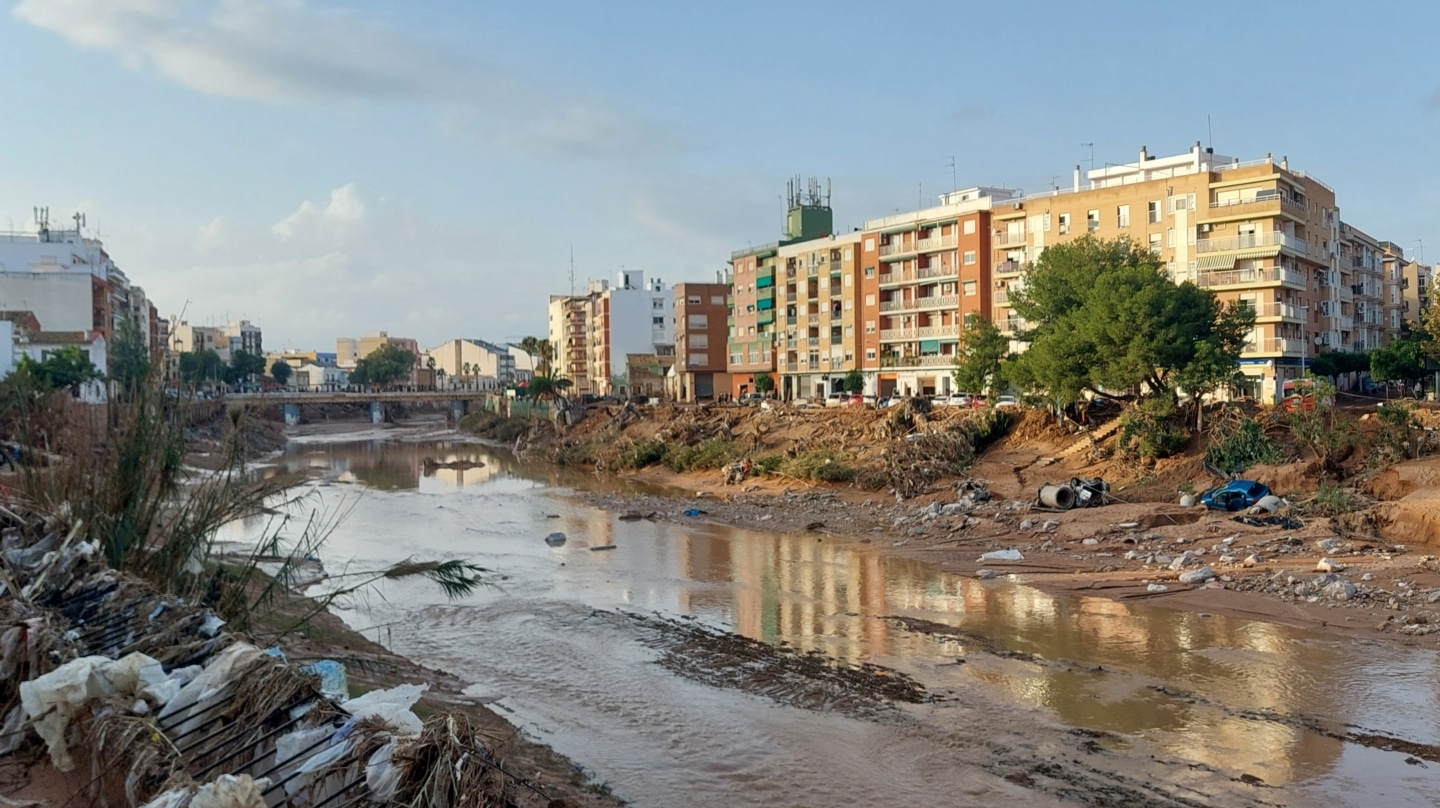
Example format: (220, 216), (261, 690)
(1139, 145), (1148, 162)
(1073, 165), (1082, 192)
(1193, 141), (1203, 170)
(1281, 155), (1289, 170)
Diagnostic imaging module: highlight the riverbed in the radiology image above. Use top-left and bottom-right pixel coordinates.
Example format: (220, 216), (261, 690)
(225, 435), (1440, 807)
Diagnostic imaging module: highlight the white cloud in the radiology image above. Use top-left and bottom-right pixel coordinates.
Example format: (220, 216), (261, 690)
(272, 183), (365, 240)
(12, 0), (677, 159)
(194, 214), (227, 253)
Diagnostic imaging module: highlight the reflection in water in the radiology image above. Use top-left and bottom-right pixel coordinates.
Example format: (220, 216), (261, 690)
(271, 437), (1440, 804)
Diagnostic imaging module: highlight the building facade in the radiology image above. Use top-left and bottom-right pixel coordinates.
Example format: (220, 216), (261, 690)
(726, 178), (835, 398)
(774, 232), (863, 400)
(983, 144), (1353, 402)
(425, 338), (517, 385)
(548, 291), (597, 393)
(220, 319), (263, 357)
(550, 272), (673, 397)
(861, 188), (1011, 398)
(673, 282), (731, 400)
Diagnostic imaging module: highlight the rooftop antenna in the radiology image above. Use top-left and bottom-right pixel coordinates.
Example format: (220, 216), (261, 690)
(1207, 115), (1213, 151)
(569, 243), (575, 296)
(945, 156), (957, 192)
(1417, 239), (1425, 264)
(1080, 142), (1095, 176)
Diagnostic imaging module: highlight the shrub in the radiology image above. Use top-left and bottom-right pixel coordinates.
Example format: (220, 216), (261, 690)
(662, 438), (736, 473)
(1369, 400), (1421, 468)
(1311, 481), (1354, 517)
(955, 408), (1011, 454)
(1204, 413), (1281, 476)
(611, 439), (666, 470)
(776, 450), (855, 483)
(1117, 396), (1190, 460)
(753, 455), (784, 475)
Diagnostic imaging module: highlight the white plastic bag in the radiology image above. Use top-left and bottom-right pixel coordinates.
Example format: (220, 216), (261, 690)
(340, 682), (428, 737)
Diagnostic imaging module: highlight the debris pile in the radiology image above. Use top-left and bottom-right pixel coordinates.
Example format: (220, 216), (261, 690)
(0, 506), (526, 806)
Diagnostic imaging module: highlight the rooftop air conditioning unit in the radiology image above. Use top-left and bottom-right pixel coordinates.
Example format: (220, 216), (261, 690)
(1012, 203), (1023, 210)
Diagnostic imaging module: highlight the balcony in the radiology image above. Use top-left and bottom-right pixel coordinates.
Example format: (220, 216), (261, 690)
(916, 263), (958, 281)
(1194, 231), (1308, 256)
(1339, 285), (1355, 302)
(994, 290), (1008, 304)
(1193, 266), (1306, 290)
(917, 354), (956, 367)
(994, 231), (1027, 246)
(878, 353), (956, 368)
(1243, 338), (1306, 356)
(916, 293), (959, 310)
(878, 241), (903, 257)
(1337, 315), (1355, 331)
(1203, 193), (1308, 221)
(994, 260), (1026, 276)
(1245, 302), (1305, 322)
(879, 324), (961, 341)
(916, 234), (958, 253)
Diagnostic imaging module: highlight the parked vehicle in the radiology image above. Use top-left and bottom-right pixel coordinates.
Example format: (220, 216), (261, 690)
(1199, 480), (1271, 511)
(862, 394), (877, 407)
(994, 395), (1020, 408)
(846, 393), (864, 406)
(824, 392), (846, 407)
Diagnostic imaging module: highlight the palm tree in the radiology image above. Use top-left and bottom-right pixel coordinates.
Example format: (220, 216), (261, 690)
(518, 336), (543, 379)
(437, 368), (447, 388)
(536, 340), (555, 378)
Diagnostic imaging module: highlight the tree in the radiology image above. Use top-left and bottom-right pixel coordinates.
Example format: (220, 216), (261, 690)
(270, 360), (293, 386)
(1309, 350), (1370, 378)
(179, 349), (225, 385)
(842, 369), (864, 394)
(436, 368), (447, 386)
(1371, 333), (1428, 390)
(754, 372), (774, 395)
(462, 362), (472, 378)
(426, 355), (437, 371)
(951, 315), (1008, 398)
(1007, 236), (1252, 408)
(518, 336), (543, 378)
(536, 340), (555, 377)
(527, 374), (573, 401)
(109, 318), (151, 391)
(19, 346), (101, 392)
(350, 343), (416, 387)
(225, 350), (267, 386)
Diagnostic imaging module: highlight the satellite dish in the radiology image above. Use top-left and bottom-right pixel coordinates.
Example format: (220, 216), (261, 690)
(1314, 336), (1324, 345)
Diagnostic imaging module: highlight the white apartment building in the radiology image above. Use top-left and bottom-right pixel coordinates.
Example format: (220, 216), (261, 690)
(549, 271), (674, 396)
(425, 338), (518, 384)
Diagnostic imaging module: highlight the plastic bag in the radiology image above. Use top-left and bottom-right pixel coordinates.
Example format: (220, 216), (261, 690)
(340, 682), (427, 736)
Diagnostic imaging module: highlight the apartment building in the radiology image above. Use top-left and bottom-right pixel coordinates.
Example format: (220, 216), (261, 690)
(1338, 224), (1387, 350)
(773, 232), (863, 400)
(425, 338), (517, 384)
(987, 143), (1353, 402)
(1403, 261), (1432, 326)
(861, 187), (1012, 398)
(220, 319), (263, 357)
(171, 321), (225, 355)
(548, 291), (596, 393)
(673, 282), (731, 400)
(727, 178), (835, 398)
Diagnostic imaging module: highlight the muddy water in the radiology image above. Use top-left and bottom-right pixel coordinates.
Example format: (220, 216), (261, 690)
(238, 437), (1440, 806)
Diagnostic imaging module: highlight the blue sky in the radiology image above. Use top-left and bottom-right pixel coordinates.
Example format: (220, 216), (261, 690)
(1, 0), (1437, 349)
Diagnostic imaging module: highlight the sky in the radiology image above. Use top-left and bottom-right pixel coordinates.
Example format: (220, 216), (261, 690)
(1, 0), (1437, 351)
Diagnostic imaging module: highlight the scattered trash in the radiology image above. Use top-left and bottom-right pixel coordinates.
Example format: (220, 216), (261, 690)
(300, 659), (349, 702)
(618, 512), (644, 521)
(682, 508), (707, 517)
(1247, 495), (1284, 515)
(1082, 538), (1099, 546)
(978, 548), (1024, 562)
(544, 532), (567, 547)
(1179, 494), (1197, 508)
(1315, 537), (1345, 554)
(590, 544), (618, 552)
(1147, 584), (1169, 593)
(1234, 515), (1302, 529)
(1316, 557), (1345, 573)
(1037, 477), (1110, 510)
(805, 522), (825, 531)
(974, 569), (998, 580)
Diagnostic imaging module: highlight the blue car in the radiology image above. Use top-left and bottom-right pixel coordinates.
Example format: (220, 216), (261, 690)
(1200, 480), (1271, 511)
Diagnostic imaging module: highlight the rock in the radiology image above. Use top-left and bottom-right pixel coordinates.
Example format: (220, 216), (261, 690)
(1124, 550), (1141, 560)
(1315, 538), (1345, 554)
(1116, 522), (1140, 529)
(805, 522), (825, 531)
(1316, 557), (1345, 573)
(1360, 572), (1372, 582)
(1082, 538), (1099, 545)
(924, 501), (942, 518)
(1324, 579), (1357, 601)
(760, 514), (773, 521)
(1169, 551), (1202, 570)
(975, 569), (997, 580)
(1427, 589), (1440, 604)
(1178, 567), (1215, 585)
(1019, 519), (1035, 531)
(1219, 554), (1237, 564)
(1243, 554), (1262, 567)
(1041, 520), (1060, 533)
(940, 502), (972, 516)
(1154, 553), (1174, 565)
(544, 532), (566, 547)
(1147, 583), (1169, 593)
(979, 548), (1025, 562)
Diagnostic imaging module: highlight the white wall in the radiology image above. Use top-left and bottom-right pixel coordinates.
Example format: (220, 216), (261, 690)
(19, 334), (108, 403)
(605, 287), (673, 376)
(0, 272), (93, 332)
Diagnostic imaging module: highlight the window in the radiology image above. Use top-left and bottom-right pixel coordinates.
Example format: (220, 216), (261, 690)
(687, 295), (701, 305)
(1169, 194), (1195, 213)
(710, 295), (725, 305)
(1117, 205), (1130, 227)
(962, 281), (977, 296)
(845, 325), (853, 336)
(1148, 200), (1161, 223)
(864, 238), (875, 252)
(864, 266), (875, 278)
(844, 247), (853, 261)
(865, 348), (876, 360)
(1166, 228), (1176, 248)
(963, 220), (976, 235)
(748, 348), (759, 363)
(652, 298), (665, 310)
(864, 293), (876, 306)
(691, 334), (709, 349)
(688, 353), (708, 367)
(844, 274), (853, 287)
(844, 299), (853, 310)
(730, 351), (743, 365)
(1148, 233), (1162, 254)
(865, 320), (876, 333)
(1086, 210), (1100, 232)
(652, 316), (664, 325)
(1042, 213), (1052, 232)
(1058, 214), (1070, 235)
(962, 251), (976, 265)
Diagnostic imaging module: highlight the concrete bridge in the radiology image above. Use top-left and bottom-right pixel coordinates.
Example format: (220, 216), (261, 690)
(226, 389), (493, 425)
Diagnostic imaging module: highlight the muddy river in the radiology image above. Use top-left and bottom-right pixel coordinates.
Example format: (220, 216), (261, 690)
(230, 435), (1440, 806)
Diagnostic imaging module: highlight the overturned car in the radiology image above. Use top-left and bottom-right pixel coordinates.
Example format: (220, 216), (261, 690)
(1199, 479), (1271, 511)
